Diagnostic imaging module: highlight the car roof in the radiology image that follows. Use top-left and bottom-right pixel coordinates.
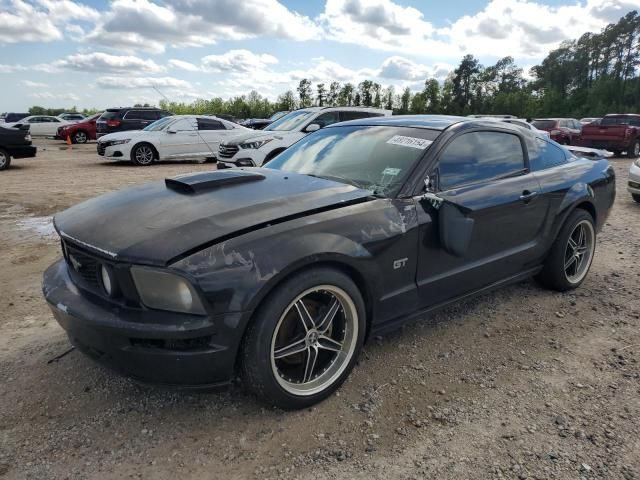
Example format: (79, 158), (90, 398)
(603, 113), (640, 117)
(326, 114), (471, 130)
(106, 107), (163, 111)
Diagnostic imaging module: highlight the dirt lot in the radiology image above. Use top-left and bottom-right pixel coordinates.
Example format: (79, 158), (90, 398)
(0, 139), (639, 480)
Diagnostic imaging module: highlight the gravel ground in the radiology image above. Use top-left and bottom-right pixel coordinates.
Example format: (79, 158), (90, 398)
(0, 139), (638, 480)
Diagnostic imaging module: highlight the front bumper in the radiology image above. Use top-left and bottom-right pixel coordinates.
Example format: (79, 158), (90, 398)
(217, 146), (266, 167)
(97, 143), (129, 160)
(9, 145), (37, 159)
(43, 259), (248, 388)
(628, 162), (640, 195)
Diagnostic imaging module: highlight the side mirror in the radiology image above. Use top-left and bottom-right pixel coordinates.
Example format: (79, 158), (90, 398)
(166, 128), (177, 134)
(305, 123), (320, 133)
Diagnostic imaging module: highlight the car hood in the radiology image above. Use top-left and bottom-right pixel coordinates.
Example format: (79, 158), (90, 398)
(222, 130), (292, 145)
(53, 168), (373, 266)
(98, 130), (147, 142)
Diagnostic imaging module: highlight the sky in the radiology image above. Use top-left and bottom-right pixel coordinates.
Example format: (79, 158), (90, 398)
(0, 0), (639, 111)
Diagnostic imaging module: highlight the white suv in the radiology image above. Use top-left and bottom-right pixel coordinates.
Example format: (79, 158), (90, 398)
(217, 107), (392, 167)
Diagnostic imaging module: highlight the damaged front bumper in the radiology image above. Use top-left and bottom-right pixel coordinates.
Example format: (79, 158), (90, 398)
(42, 259), (250, 389)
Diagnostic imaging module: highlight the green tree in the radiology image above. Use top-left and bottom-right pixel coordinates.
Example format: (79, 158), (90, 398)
(297, 79), (313, 107)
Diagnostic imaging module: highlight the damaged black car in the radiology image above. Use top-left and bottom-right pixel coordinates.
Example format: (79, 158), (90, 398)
(42, 116), (615, 409)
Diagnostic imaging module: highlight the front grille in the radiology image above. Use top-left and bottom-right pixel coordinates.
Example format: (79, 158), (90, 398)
(218, 144), (239, 159)
(97, 143), (105, 155)
(63, 242), (102, 292)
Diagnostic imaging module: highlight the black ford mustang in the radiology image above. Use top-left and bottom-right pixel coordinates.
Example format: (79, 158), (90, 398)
(43, 116), (615, 409)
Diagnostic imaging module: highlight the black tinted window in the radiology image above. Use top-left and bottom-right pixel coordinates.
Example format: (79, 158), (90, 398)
(527, 137), (567, 171)
(125, 110), (158, 120)
(340, 111), (383, 121)
(100, 110), (121, 120)
(532, 120), (556, 130)
(438, 131), (525, 189)
(601, 116), (640, 126)
(197, 119), (225, 130)
(313, 112), (340, 128)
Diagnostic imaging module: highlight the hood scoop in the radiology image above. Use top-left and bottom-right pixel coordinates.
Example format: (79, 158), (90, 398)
(165, 170), (266, 194)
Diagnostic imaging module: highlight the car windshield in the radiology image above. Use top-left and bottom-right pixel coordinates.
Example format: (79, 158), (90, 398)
(264, 110), (316, 131)
(143, 117), (174, 131)
(269, 111), (288, 121)
(267, 125), (439, 197)
(531, 120), (557, 129)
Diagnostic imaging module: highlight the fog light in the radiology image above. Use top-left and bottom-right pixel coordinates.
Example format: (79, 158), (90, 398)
(101, 265), (113, 296)
(236, 158), (255, 166)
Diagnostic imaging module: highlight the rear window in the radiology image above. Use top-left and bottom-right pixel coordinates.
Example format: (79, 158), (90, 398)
(100, 110), (121, 120)
(527, 137), (568, 171)
(531, 120), (557, 130)
(601, 116), (640, 127)
(125, 110), (158, 120)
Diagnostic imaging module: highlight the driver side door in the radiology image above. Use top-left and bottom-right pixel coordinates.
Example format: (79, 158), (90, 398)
(415, 129), (549, 308)
(157, 118), (201, 160)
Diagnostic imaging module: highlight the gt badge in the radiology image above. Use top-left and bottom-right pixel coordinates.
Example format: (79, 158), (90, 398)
(393, 258), (408, 270)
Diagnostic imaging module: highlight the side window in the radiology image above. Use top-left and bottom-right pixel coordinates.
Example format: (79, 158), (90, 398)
(29, 117), (42, 123)
(340, 111), (381, 121)
(125, 110), (156, 120)
(527, 137), (567, 171)
(197, 119), (225, 130)
(438, 131), (525, 190)
(312, 112), (340, 128)
(171, 119), (194, 131)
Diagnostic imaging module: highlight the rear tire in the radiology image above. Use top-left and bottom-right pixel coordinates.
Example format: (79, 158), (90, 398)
(536, 209), (596, 291)
(241, 268), (366, 409)
(627, 140), (640, 158)
(632, 194), (640, 203)
(131, 143), (156, 166)
(0, 148), (11, 170)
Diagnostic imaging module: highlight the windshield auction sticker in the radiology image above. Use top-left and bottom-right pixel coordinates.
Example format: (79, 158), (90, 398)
(386, 135), (433, 149)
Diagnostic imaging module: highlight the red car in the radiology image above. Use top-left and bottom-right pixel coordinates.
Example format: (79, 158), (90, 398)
(56, 113), (102, 144)
(531, 118), (582, 145)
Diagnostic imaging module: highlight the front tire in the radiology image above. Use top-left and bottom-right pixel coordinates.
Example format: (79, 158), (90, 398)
(627, 140), (640, 158)
(632, 193), (640, 203)
(0, 148), (11, 170)
(131, 143), (156, 166)
(536, 209), (596, 291)
(73, 131), (88, 144)
(241, 268), (366, 409)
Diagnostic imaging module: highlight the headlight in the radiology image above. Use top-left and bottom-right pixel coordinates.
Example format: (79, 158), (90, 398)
(239, 138), (272, 149)
(130, 267), (206, 315)
(110, 139), (131, 145)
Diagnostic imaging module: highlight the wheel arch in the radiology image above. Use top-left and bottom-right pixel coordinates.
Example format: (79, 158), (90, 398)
(262, 147), (287, 165)
(130, 141), (159, 163)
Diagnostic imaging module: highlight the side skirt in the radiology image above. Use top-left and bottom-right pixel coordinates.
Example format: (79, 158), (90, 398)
(369, 266), (543, 338)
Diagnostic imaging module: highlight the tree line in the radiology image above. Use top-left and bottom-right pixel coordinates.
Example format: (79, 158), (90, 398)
(24, 10), (640, 121)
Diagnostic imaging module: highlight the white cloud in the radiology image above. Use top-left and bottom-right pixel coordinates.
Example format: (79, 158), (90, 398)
(319, 0), (640, 58)
(0, 0), (62, 43)
(0, 0), (99, 45)
(53, 52), (166, 74)
(29, 92), (80, 102)
(22, 80), (48, 88)
(201, 49), (278, 73)
(86, 0), (321, 53)
(168, 59), (201, 72)
(96, 76), (192, 90)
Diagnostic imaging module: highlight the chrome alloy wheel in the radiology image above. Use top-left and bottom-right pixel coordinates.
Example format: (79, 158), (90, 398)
(0, 151), (7, 169)
(564, 219), (595, 284)
(135, 145), (154, 165)
(270, 285), (358, 396)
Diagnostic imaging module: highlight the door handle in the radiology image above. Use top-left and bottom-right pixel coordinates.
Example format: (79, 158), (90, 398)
(520, 190), (538, 203)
